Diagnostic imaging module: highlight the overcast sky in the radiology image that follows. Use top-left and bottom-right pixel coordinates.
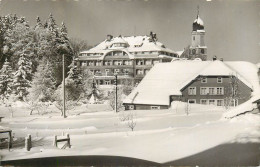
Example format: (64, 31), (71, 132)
(0, 0), (259, 63)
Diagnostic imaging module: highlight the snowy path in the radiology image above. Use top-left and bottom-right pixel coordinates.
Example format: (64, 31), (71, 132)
(1, 104), (259, 164)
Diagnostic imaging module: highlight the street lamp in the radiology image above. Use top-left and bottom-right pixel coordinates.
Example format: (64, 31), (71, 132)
(62, 54), (66, 118)
(114, 74), (118, 113)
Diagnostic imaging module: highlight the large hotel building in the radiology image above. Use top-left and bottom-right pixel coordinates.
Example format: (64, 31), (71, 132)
(77, 32), (178, 89)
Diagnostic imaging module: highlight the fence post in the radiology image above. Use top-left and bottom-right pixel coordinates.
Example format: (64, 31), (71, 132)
(67, 133), (71, 148)
(25, 137), (30, 151)
(8, 131), (12, 149)
(28, 134), (32, 149)
(54, 135), (57, 147)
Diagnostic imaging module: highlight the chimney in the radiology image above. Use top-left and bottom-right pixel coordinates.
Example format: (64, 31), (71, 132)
(150, 31), (153, 37)
(107, 34), (113, 41)
(153, 33), (157, 40)
(213, 56), (217, 61)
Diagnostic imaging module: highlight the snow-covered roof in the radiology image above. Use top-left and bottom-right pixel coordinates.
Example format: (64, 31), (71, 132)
(176, 50), (184, 57)
(194, 15), (204, 26)
(256, 63), (260, 68)
(123, 60), (260, 106)
(79, 35), (177, 59)
(0, 126), (11, 132)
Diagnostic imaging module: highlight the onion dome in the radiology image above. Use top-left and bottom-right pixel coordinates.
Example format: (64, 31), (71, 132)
(192, 15), (204, 31)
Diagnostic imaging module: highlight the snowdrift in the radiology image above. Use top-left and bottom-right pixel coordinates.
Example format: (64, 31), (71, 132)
(223, 96), (260, 118)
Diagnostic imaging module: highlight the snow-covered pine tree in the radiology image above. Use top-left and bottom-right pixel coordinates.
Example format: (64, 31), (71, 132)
(4, 15), (36, 71)
(35, 16), (43, 30)
(0, 59), (13, 101)
(28, 58), (56, 102)
(44, 15), (73, 87)
(0, 14), (18, 68)
(12, 54), (32, 100)
(67, 59), (82, 87)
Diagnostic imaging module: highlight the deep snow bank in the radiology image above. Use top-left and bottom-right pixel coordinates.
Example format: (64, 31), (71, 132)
(223, 96), (260, 118)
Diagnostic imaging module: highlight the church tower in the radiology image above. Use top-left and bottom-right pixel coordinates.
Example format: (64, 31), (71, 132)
(189, 7), (207, 60)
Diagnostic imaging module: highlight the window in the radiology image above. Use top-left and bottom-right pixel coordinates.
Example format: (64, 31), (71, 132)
(104, 80), (111, 85)
(89, 61), (95, 66)
(217, 100), (224, 106)
(153, 60), (159, 65)
(201, 77), (207, 83)
(201, 49), (204, 54)
(96, 61), (102, 66)
(145, 60), (152, 65)
(123, 69), (129, 76)
(136, 69), (144, 75)
(144, 69), (150, 74)
(104, 61), (112, 66)
(151, 106), (160, 110)
(114, 69), (120, 74)
(129, 105), (134, 110)
(216, 87), (224, 95)
(188, 87), (196, 95)
(123, 60), (131, 65)
(114, 60), (122, 66)
(188, 99), (196, 104)
(193, 36), (195, 41)
(200, 87), (208, 95)
(201, 99), (207, 105)
(230, 99), (238, 107)
(136, 60), (144, 65)
(105, 69), (110, 72)
(201, 87), (224, 95)
(208, 88), (214, 95)
(209, 100), (215, 105)
(217, 77), (222, 83)
(192, 49), (196, 54)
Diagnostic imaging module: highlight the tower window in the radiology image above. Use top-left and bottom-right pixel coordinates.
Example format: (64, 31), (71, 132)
(193, 36), (195, 41)
(192, 49), (196, 55)
(201, 49), (205, 54)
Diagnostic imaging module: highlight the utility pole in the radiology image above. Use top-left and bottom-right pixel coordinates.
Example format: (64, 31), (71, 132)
(63, 54), (66, 118)
(114, 74), (118, 113)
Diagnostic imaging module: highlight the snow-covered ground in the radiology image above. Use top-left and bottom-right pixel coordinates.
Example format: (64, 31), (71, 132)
(0, 103), (259, 164)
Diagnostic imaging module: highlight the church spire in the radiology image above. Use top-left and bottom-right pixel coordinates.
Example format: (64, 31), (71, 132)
(197, 5), (200, 16)
(192, 6), (204, 31)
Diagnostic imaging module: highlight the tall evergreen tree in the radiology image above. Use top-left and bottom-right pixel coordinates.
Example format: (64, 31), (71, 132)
(12, 54), (32, 100)
(67, 59), (82, 86)
(28, 58), (56, 102)
(0, 59), (13, 101)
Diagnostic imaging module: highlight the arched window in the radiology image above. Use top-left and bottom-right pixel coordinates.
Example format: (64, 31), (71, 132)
(192, 49), (196, 55)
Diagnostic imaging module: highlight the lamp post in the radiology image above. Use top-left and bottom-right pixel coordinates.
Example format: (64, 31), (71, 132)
(114, 74), (118, 113)
(63, 54), (66, 118)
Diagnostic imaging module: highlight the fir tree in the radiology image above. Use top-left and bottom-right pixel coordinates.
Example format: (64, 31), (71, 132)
(12, 54), (32, 100)
(28, 58), (56, 102)
(67, 59), (82, 86)
(0, 59), (13, 101)
(34, 16), (43, 30)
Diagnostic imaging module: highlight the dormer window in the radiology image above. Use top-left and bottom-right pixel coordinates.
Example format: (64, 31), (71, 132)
(201, 77), (207, 83)
(217, 77), (222, 83)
